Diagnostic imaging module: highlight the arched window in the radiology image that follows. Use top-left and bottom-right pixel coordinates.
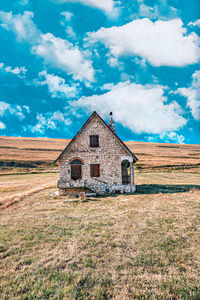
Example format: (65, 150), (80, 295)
(71, 159), (82, 181)
(71, 159), (82, 165)
(121, 160), (130, 185)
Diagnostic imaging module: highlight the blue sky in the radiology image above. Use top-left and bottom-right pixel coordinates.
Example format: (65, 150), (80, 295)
(0, 0), (199, 144)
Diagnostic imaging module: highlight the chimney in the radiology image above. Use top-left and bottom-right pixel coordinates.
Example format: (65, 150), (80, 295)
(108, 112), (116, 134)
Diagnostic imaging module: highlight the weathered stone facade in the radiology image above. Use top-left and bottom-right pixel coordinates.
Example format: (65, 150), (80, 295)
(56, 112), (138, 195)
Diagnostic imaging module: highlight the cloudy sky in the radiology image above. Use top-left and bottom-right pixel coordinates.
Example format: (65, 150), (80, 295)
(0, 0), (199, 144)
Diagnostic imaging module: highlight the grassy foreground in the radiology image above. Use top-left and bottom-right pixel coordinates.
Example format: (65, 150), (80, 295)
(0, 137), (200, 299)
(0, 171), (200, 299)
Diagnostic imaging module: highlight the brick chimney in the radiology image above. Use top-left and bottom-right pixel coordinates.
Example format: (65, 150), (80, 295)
(108, 112), (116, 134)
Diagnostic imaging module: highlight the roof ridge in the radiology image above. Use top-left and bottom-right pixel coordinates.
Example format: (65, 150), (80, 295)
(55, 111), (138, 163)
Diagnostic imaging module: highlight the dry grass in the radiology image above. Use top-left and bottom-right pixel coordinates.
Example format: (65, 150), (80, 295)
(0, 136), (69, 162)
(0, 171), (200, 299)
(0, 136), (200, 172)
(0, 173), (58, 208)
(0, 137), (200, 299)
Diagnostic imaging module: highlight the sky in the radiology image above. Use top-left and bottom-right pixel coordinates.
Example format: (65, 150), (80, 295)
(0, 0), (199, 144)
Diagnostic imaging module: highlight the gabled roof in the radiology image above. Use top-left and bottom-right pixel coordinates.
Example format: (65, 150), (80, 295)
(55, 111), (138, 163)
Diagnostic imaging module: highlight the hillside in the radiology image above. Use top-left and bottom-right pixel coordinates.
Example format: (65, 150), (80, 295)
(0, 136), (200, 173)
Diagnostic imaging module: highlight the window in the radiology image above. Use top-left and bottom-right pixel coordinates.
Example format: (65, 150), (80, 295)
(90, 164), (100, 177)
(71, 159), (82, 165)
(90, 135), (99, 147)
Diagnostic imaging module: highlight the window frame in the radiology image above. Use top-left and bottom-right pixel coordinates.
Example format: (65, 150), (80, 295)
(90, 164), (100, 178)
(89, 135), (99, 148)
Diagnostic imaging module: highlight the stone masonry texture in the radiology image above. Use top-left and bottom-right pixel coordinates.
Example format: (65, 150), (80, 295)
(58, 114), (136, 194)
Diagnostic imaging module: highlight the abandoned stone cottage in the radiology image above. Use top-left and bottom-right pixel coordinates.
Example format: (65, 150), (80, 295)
(56, 111), (138, 195)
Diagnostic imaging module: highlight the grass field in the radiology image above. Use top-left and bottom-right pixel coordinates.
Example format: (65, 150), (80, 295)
(0, 137), (200, 299)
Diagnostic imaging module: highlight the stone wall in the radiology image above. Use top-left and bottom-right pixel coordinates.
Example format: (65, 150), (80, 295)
(58, 114), (135, 193)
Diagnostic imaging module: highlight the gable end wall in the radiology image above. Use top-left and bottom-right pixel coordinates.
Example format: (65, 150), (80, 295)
(59, 115), (133, 185)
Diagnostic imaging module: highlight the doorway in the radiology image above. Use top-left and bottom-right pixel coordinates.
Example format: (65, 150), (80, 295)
(71, 159), (82, 180)
(121, 160), (130, 185)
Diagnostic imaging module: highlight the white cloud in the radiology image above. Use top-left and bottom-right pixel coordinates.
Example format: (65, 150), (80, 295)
(71, 81), (187, 134)
(165, 132), (185, 144)
(176, 70), (200, 120)
(30, 111), (71, 134)
(51, 111), (72, 125)
(0, 11), (40, 43)
(147, 131), (185, 144)
(188, 19), (200, 28)
(36, 70), (80, 98)
(0, 121), (6, 129)
(0, 11), (94, 83)
(0, 62), (27, 76)
(23, 105), (30, 113)
(5, 66), (26, 75)
(60, 12), (76, 38)
(0, 101), (30, 120)
(65, 26), (76, 39)
(137, 0), (178, 20)
(18, 0), (29, 5)
(0, 102), (10, 116)
(31, 114), (56, 133)
(86, 18), (200, 67)
(32, 33), (94, 82)
(60, 11), (73, 22)
(55, 0), (115, 14)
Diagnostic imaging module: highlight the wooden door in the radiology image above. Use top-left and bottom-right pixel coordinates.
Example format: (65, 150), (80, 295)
(71, 165), (82, 180)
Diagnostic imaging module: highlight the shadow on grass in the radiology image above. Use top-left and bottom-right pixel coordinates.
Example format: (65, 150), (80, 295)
(86, 184), (200, 200)
(135, 184), (200, 195)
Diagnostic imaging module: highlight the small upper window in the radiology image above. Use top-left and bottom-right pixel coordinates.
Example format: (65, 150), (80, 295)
(90, 135), (99, 147)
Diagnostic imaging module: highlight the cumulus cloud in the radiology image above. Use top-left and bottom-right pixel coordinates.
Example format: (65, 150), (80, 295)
(0, 11), (40, 43)
(32, 33), (94, 82)
(30, 111), (71, 134)
(36, 70), (80, 98)
(0, 62), (27, 77)
(0, 101), (30, 120)
(55, 0), (115, 14)
(0, 121), (6, 129)
(71, 81), (187, 134)
(86, 18), (200, 67)
(0, 11), (94, 83)
(176, 70), (200, 120)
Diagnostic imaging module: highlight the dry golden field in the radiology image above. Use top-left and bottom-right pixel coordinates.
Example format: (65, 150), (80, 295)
(0, 136), (200, 299)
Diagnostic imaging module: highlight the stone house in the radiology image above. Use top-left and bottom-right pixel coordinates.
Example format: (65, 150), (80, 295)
(56, 111), (138, 195)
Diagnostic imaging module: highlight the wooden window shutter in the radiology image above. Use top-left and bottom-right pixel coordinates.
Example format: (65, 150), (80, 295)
(95, 164), (99, 177)
(90, 164), (100, 177)
(90, 135), (99, 147)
